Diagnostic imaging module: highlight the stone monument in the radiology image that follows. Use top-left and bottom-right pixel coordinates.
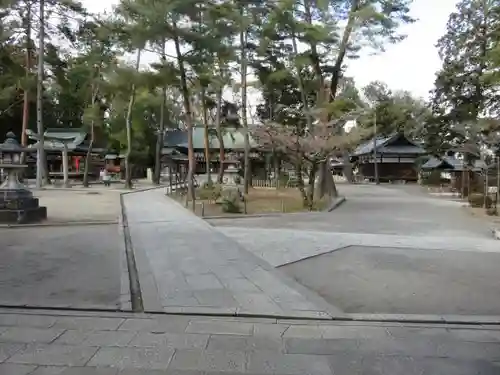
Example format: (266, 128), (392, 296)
(0, 132), (47, 224)
(222, 164), (244, 201)
(223, 164), (241, 188)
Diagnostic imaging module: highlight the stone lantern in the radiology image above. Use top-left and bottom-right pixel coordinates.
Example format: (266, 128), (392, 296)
(0, 132), (47, 223)
(223, 164), (241, 188)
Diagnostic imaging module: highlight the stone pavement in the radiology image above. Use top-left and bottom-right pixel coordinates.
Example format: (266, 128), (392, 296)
(0, 309), (499, 374)
(0, 225), (129, 311)
(122, 189), (337, 318)
(209, 183), (492, 238)
(218, 227), (500, 268)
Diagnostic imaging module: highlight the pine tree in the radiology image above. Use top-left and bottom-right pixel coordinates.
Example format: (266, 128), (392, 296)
(430, 0), (500, 153)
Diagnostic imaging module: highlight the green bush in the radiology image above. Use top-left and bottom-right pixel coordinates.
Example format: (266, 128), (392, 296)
(420, 170), (443, 186)
(468, 193), (492, 208)
(486, 206), (498, 216)
(221, 189), (242, 213)
(197, 183), (223, 201)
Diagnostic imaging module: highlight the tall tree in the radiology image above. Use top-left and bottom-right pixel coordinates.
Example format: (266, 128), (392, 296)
(430, 0), (500, 153)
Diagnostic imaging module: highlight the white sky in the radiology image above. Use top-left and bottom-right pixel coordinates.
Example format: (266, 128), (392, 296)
(82, 0), (458, 103)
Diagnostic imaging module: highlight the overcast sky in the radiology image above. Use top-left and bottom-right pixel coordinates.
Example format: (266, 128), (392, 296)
(81, 0), (459, 102)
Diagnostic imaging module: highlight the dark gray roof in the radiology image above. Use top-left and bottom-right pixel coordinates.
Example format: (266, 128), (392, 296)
(421, 156), (486, 171)
(352, 133), (426, 156)
(163, 127), (257, 150)
(27, 128), (87, 150)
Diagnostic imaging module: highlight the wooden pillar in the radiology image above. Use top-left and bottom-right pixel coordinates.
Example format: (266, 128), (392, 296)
(62, 144), (69, 188)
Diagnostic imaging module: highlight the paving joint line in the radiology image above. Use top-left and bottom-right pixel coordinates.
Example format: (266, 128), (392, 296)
(120, 194), (144, 313)
(0, 306), (500, 326)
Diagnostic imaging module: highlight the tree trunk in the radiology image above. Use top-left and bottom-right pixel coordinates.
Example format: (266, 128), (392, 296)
(35, 0), (45, 189)
(124, 49), (141, 190)
(316, 160), (338, 199)
(82, 134), (93, 187)
(215, 88), (225, 184)
(273, 151), (280, 187)
(154, 40), (167, 185)
(240, 25), (250, 194)
(328, 0), (360, 101)
(295, 161), (309, 208)
(83, 85), (98, 188)
(173, 23), (195, 210)
(307, 162), (318, 210)
(21, 1), (31, 163)
(62, 145), (69, 188)
(201, 86), (211, 186)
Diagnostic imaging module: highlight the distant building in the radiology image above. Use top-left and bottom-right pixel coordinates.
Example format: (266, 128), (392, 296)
(161, 127), (261, 176)
(350, 133), (426, 182)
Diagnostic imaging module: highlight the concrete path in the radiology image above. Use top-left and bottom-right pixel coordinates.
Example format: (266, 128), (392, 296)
(218, 227), (500, 267)
(0, 308), (499, 374)
(122, 189), (337, 318)
(209, 184), (492, 238)
(0, 225), (129, 311)
(211, 184), (500, 318)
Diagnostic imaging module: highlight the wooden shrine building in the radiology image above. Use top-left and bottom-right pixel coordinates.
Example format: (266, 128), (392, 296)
(351, 133), (426, 182)
(26, 128), (107, 180)
(161, 127), (262, 178)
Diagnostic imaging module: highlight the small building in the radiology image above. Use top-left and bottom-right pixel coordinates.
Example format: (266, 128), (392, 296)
(351, 133), (426, 182)
(26, 128), (107, 180)
(162, 127), (262, 177)
(421, 155), (488, 194)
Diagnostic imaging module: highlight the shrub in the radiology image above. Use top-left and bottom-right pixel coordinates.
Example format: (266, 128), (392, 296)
(197, 183), (223, 201)
(468, 193), (492, 208)
(221, 189), (242, 213)
(420, 170), (443, 186)
(486, 206), (498, 216)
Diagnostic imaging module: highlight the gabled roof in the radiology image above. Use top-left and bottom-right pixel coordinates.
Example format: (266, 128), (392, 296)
(27, 128), (87, 150)
(351, 133), (426, 156)
(421, 156), (486, 171)
(163, 127), (258, 150)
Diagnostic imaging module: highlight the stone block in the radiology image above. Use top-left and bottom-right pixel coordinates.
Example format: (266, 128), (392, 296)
(52, 317), (124, 331)
(206, 335), (284, 352)
(27, 367), (69, 375)
(246, 351), (332, 375)
(129, 332), (209, 349)
(253, 323), (289, 338)
(87, 347), (175, 370)
(167, 349), (246, 372)
(285, 338), (358, 355)
(7, 344), (98, 366)
(0, 343), (25, 362)
(0, 363), (36, 375)
(0, 314), (57, 328)
(118, 317), (190, 333)
(185, 321), (253, 336)
(0, 206), (47, 224)
(54, 330), (136, 347)
(58, 368), (119, 375)
(0, 327), (64, 344)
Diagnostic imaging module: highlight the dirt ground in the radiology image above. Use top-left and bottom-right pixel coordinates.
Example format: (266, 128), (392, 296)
(465, 206), (500, 225)
(173, 187), (328, 217)
(34, 189), (122, 223)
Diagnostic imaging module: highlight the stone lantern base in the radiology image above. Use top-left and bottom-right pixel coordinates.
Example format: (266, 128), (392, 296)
(0, 166), (47, 224)
(0, 189), (47, 224)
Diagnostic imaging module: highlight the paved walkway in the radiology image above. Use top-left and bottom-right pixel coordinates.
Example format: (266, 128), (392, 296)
(209, 184), (492, 238)
(219, 227), (500, 268)
(0, 308), (499, 374)
(122, 189), (337, 318)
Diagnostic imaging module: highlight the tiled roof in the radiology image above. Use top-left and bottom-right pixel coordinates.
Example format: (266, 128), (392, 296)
(351, 133), (426, 156)
(163, 127), (257, 150)
(27, 128), (87, 150)
(421, 156), (486, 171)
